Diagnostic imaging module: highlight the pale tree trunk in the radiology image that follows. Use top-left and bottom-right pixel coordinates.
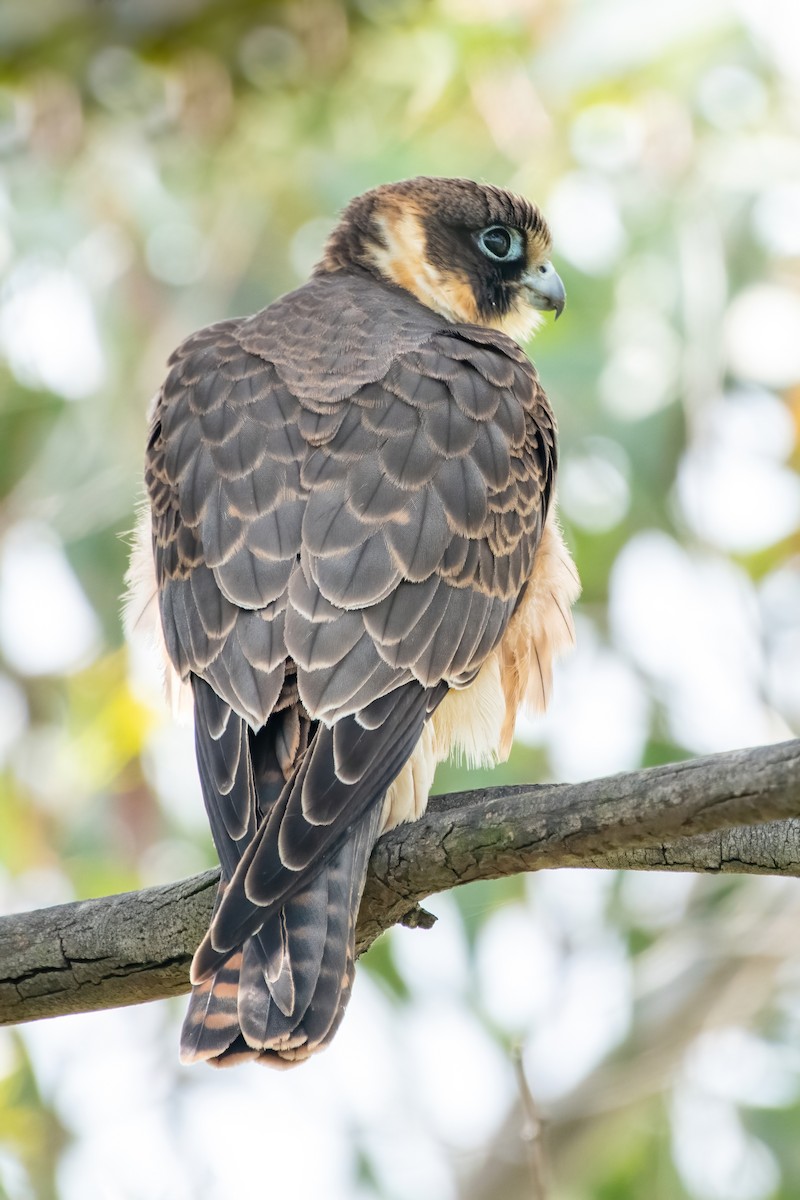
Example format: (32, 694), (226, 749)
(1, 739), (798, 1027)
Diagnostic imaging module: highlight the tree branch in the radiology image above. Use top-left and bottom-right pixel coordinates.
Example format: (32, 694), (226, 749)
(1, 739), (798, 1027)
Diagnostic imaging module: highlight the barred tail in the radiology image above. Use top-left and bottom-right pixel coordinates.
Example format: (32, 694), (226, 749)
(179, 803), (382, 1068)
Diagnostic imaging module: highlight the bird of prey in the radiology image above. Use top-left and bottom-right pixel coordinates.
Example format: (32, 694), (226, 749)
(127, 177), (580, 1067)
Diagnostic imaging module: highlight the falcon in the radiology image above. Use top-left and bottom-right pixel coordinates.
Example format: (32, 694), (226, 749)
(127, 177), (580, 1067)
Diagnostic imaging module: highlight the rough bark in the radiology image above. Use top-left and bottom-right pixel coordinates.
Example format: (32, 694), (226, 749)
(1, 739), (798, 1027)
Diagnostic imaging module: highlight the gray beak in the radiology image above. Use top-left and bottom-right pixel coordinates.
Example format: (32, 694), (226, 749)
(523, 261), (566, 319)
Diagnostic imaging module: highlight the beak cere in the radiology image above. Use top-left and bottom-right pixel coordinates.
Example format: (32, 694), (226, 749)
(523, 261), (566, 319)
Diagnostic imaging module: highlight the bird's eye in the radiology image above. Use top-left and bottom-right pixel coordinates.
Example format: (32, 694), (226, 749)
(476, 226), (524, 262)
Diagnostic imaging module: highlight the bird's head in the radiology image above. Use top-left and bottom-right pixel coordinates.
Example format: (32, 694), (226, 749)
(317, 176), (565, 341)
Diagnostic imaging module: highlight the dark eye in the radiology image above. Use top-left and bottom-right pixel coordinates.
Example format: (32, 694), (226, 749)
(476, 225), (523, 262)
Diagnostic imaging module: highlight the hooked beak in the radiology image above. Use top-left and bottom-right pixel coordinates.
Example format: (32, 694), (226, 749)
(522, 261), (566, 319)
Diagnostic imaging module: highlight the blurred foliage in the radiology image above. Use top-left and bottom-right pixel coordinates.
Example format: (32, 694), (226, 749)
(1, 0), (800, 1198)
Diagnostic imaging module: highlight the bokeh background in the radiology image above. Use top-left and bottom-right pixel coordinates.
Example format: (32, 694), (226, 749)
(2, 0), (800, 1197)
